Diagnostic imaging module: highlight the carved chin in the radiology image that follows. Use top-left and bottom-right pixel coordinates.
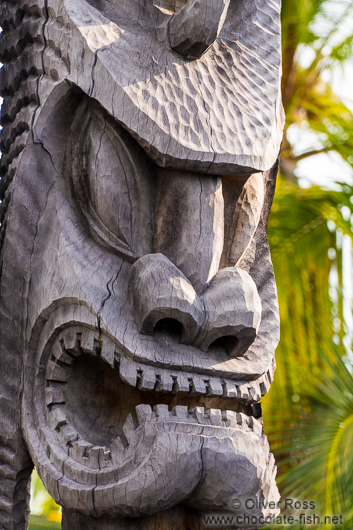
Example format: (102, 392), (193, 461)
(24, 322), (279, 520)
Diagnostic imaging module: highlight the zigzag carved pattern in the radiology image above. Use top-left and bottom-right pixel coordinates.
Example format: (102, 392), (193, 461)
(0, 3), (44, 528)
(0, 1), (44, 262)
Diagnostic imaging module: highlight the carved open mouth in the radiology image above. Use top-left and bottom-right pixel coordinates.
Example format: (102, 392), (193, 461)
(46, 326), (264, 466)
(25, 313), (279, 518)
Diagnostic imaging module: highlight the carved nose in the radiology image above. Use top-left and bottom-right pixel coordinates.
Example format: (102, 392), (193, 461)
(129, 254), (262, 357)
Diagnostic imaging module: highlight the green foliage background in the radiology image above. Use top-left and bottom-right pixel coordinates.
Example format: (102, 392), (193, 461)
(264, 0), (353, 528)
(28, 0), (353, 528)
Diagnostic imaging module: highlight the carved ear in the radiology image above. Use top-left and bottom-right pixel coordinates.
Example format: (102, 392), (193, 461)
(66, 98), (155, 261)
(168, 0), (230, 59)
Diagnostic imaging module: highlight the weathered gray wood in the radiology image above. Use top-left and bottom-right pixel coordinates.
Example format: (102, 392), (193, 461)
(154, 170), (224, 294)
(128, 253), (204, 343)
(62, 505), (201, 530)
(195, 267), (262, 356)
(0, 0), (283, 528)
(169, 0), (230, 58)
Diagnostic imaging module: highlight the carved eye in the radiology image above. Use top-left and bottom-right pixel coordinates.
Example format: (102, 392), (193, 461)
(66, 98), (154, 261)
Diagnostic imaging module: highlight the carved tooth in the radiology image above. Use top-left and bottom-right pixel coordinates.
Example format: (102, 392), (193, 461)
(46, 360), (71, 382)
(52, 342), (75, 365)
(238, 385), (249, 401)
(84, 446), (102, 469)
(45, 386), (65, 406)
(135, 404), (152, 424)
(159, 372), (174, 393)
(70, 440), (93, 461)
(56, 424), (79, 445)
(69, 440), (102, 469)
(110, 436), (125, 459)
(101, 338), (115, 368)
(153, 404), (170, 420)
(208, 408), (223, 426)
(138, 369), (156, 391)
(260, 379), (269, 396)
(173, 373), (190, 393)
(260, 372), (271, 395)
(223, 381), (239, 398)
(61, 327), (79, 354)
(171, 405), (188, 421)
(189, 406), (205, 423)
(119, 357), (137, 387)
(249, 382), (261, 402)
(48, 408), (67, 431)
(223, 410), (237, 428)
(123, 414), (137, 440)
(99, 448), (112, 469)
(252, 417), (263, 436)
(80, 329), (99, 354)
(208, 378), (224, 396)
(189, 375), (207, 395)
(248, 381), (261, 402)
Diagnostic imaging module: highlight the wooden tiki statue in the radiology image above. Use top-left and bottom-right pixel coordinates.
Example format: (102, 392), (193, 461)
(0, 0), (284, 528)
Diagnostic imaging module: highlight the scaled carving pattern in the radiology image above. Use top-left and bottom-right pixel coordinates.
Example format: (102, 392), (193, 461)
(0, 0), (284, 528)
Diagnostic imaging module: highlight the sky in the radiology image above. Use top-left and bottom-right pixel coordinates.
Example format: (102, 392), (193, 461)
(292, 2), (353, 190)
(293, 63), (353, 189)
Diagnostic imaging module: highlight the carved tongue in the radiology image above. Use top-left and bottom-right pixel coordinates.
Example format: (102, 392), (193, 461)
(154, 169), (224, 294)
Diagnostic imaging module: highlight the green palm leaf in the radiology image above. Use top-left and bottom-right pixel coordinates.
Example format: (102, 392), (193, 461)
(264, 1), (353, 524)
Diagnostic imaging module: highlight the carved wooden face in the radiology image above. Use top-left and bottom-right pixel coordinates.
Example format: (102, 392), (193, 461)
(17, 91), (279, 518)
(0, 0), (283, 523)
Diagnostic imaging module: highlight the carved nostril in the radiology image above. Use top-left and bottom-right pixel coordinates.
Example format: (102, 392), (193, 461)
(196, 267), (262, 356)
(128, 254), (204, 344)
(153, 318), (184, 344)
(207, 335), (239, 357)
